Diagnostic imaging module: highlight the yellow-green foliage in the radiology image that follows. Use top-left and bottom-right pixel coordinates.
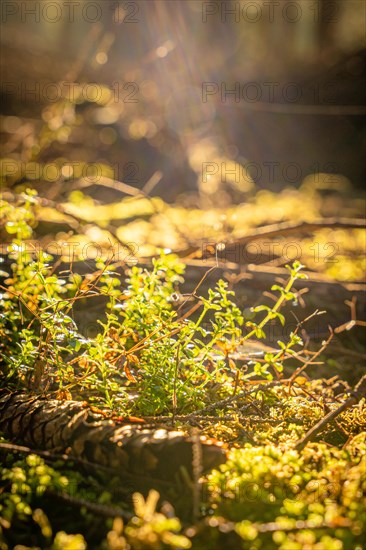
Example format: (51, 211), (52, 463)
(205, 435), (365, 549)
(0, 192), (365, 550)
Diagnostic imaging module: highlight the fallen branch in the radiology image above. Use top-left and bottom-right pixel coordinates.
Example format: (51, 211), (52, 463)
(180, 218), (366, 258)
(294, 374), (366, 451)
(225, 218), (366, 245)
(47, 490), (133, 520)
(200, 515), (353, 537)
(0, 441), (113, 474)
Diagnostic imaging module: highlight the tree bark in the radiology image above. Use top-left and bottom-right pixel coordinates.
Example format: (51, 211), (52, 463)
(0, 391), (226, 484)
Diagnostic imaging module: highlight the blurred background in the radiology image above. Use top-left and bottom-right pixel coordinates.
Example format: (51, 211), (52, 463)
(1, 0), (365, 348)
(1, 0), (365, 202)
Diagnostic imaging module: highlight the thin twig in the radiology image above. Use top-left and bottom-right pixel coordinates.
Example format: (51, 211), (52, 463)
(181, 218), (366, 258)
(0, 442), (114, 474)
(199, 515), (353, 537)
(177, 265), (218, 314)
(47, 490), (132, 520)
(221, 100), (366, 116)
(183, 381), (284, 420)
(294, 374), (366, 451)
(289, 330), (333, 386)
(172, 344), (180, 424)
(191, 428), (203, 523)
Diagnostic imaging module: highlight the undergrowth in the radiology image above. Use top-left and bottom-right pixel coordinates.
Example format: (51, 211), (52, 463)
(1, 190), (308, 413)
(0, 191), (365, 549)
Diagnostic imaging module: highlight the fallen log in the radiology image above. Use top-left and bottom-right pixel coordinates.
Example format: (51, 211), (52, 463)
(0, 391), (226, 485)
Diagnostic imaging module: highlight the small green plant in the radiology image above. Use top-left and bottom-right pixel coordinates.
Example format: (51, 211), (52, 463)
(0, 451), (88, 549)
(104, 490), (191, 549)
(205, 436), (366, 549)
(1, 192), (311, 415)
